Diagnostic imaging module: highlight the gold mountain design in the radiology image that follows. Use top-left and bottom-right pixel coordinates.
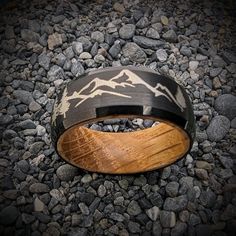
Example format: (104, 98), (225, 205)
(51, 69), (186, 124)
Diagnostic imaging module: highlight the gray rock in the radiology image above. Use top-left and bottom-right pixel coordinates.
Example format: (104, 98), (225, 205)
(49, 189), (65, 201)
(21, 29), (39, 42)
(0, 97), (9, 109)
(29, 141), (44, 154)
(146, 28), (160, 39)
(195, 168), (208, 180)
(109, 42), (121, 59)
(163, 195), (188, 212)
(56, 164), (79, 181)
(29, 183), (50, 193)
(146, 206), (160, 221)
(162, 30), (178, 42)
(199, 189), (216, 208)
(53, 53), (66, 67)
(133, 175), (147, 186)
(81, 174), (92, 184)
(78, 202), (90, 215)
(133, 36), (164, 49)
(166, 182), (179, 197)
(128, 221), (141, 233)
(90, 124), (102, 131)
(18, 119), (36, 129)
(91, 31), (104, 43)
(0, 206), (19, 225)
(156, 49), (168, 62)
(206, 115), (230, 141)
(64, 46), (75, 59)
(160, 211), (176, 228)
(189, 213), (201, 226)
(77, 36), (92, 52)
(161, 166), (171, 179)
(22, 213), (35, 224)
(3, 129), (17, 139)
(220, 204), (236, 221)
(29, 101), (41, 112)
(17, 160), (29, 173)
(97, 185), (106, 197)
(122, 42), (146, 63)
(212, 55), (227, 67)
(179, 210), (189, 222)
(110, 212), (125, 222)
(219, 156), (234, 169)
(71, 59), (85, 77)
(72, 42), (83, 55)
(195, 225), (212, 236)
(171, 222), (187, 236)
(48, 65), (65, 82)
(28, 20), (41, 33)
(119, 24), (136, 39)
(180, 46), (192, 57)
(136, 16), (149, 28)
(210, 68), (222, 77)
(231, 117), (236, 128)
(222, 51), (236, 63)
(0, 115), (13, 125)
(13, 90), (34, 105)
(127, 200), (142, 216)
(38, 52), (51, 70)
(215, 94), (236, 120)
(5, 26), (15, 39)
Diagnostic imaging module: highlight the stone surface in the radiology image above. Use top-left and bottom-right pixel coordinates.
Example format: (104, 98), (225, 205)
(56, 164), (79, 181)
(0, 206), (19, 225)
(160, 211), (176, 228)
(133, 36), (164, 49)
(119, 24), (136, 39)
(122, 42), (146, 63)
(48, 33), (63, 50)
(206, 115), (230, 141)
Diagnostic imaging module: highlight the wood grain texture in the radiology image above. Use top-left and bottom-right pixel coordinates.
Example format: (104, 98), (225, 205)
(57, 122), (190, 174)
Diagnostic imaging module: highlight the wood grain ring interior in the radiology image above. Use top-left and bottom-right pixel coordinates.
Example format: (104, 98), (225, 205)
(57, 117), (190, 174)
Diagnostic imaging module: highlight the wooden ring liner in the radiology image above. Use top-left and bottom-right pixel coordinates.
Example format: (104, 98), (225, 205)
(51, 66), (195, 174)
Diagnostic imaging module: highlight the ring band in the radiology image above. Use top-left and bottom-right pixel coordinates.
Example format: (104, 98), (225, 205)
(51, 66), (195, 174)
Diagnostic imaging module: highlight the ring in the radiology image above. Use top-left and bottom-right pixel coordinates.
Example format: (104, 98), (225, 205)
(51, 66), (195, 174)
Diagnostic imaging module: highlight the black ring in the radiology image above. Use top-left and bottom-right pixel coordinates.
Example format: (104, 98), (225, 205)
(51, 66), (195, 174)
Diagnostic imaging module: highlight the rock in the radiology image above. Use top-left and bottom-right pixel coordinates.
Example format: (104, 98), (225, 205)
(21, 29), (39, 42)
(162, 30), (178, 42)
(195, 168), (209, 180)
(109, 42), (121, 59)
(48, 65), (65, 82)
(77, 36), (92, 52)
(0, 115), (13, 125)
(34, 197), (45, 212)
(189, 213), (201, 226)
(163, 195), (188, 212)
(136, 16), (149, 28)
(72, 42), (83, 55)
(160, 16), (169, 25)
(133, 36), (164, 49)
(18, 119), (36, 129)
(28, 20), (40, 32)
(81, 174), (92, 184)
(64, 46), (75, 59)
(146, 28), (160, 39)
(179, 210), (189, 222)
(127, 200), (142, 216)
(128, 221), (141, 233)
(13, 90), (34, 105)
(29, 141), (44, 154)
(48, 33), (63, 50)
(29, 101), (41, 112)
(29, 183), (49, 193)
(56, 164), (79, 181)
(212, 55), (227, 67)
(134, 175), (147, 186)
(0, 206), (19, 225)
(215, 94), (236, 120)
(160, 211), (176, 228)
(189, 61), (199, 71)
(180, 46), (192, 57)
(71, 59), (85, 77)
(210, 68), (222, 77)
(146, 206), (160, 221)
(22, 213), (35, 224)
(156, 49), (168, 62)
(91, 31), (104, 43)
(17, 160), (29, 173)
(98, 185), (106, 197)
(165, 182), (179, 197)
(119, 24), (136, 39)
(0, 97), (9, 109)
(222, 51), (236, 63)
(171, 222), (187, 236)
(195, 225), (212, 236)
(199, 189), (216, 208)
(110, 212), (125, 222)
(79, 52), (92, 59)
(53, 53), (66, 67)
(219, 156), (234, 169)
(221, 204), (236, 221)
(50, 189), (65, 201)
(161, 166), (171, 179)
(36, 125), (46, 136)
(113, 2), (125, 13)
(3, 129), (17, 140)
(94, 54), (105, 63)
(78, 202), (89, 215)
(195, 161), (212, 170)
(122, 42), (146, 63)
(206, 115), (230, 141)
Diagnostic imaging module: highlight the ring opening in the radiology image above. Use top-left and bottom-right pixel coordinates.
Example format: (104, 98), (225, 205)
(57, 115), (190, 174)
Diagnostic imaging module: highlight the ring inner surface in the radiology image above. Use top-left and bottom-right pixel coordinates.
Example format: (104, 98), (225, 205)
(57, 116), (190, 174)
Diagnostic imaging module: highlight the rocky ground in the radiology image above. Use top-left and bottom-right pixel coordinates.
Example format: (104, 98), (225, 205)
(0, 0), (236, 235)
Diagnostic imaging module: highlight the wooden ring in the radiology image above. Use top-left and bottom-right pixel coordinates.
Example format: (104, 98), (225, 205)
(51, 66), (195, 174)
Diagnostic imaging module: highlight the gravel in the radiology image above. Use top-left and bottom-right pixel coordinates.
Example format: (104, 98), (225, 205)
(0, 0), (235, 235)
